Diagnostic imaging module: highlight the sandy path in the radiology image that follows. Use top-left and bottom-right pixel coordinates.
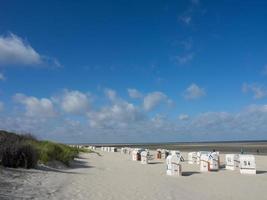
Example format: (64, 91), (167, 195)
(53, 151), (267, 200)
(1, 151), (267, 200)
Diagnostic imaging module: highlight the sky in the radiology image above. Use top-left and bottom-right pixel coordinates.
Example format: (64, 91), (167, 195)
(0, 0), (267, 143)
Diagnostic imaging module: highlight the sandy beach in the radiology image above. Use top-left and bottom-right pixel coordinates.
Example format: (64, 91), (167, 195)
(1, 150), (267, 200)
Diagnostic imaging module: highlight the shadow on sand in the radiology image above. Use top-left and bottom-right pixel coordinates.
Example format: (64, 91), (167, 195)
(0, 157), (94, 175)
(37, 165), (80, 174)
(69, 159), (94, 169)
(220, 164), (226, 168)
(37, 158), (94, 174)
(149, 161), (163, 165)
(182, 171), (201, 176)
(256, 170), (267, 174)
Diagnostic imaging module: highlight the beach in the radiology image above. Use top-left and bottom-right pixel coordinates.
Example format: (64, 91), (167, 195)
(1, 150), (267, 200)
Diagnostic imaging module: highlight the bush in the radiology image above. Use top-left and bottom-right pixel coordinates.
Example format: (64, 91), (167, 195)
(0, 130), (83, 168)
(0, 142), (38, 169)
(18, 144), (38, 168)
(34, 141), (80, 166)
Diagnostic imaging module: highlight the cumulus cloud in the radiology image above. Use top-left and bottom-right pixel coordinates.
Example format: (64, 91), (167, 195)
(143, 91), (171, 111)
(245, 104), (267, 113)
(0, 116), (44, 134)
(60, 90), (91, 114)
(0, 33), (42, 66)
(183, 83), (206, 99)
(0, 33), (60, 67)
(87, 101), (145, 128)
(0, 73), (5, 81)
(190, 112), (233, 129)
(13, 93), (55, 117)
(242, 83), (266, 99)
(128, 88), (143, 99)
(2, 88), (267, 143)
(185, 107), (267, 140)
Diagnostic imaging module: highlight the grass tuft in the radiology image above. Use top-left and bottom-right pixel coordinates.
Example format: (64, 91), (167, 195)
(0, 130), (86, 168)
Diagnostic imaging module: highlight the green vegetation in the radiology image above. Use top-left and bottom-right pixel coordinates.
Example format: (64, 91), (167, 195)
(32, 141), (80, 165)
(0, 130), (89, 168)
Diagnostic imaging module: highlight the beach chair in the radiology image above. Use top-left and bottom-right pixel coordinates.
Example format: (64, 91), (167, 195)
(166, 154), (182, 176)
(239, 155), (256, 175)
(141, 151), (149, 164)
(156, 149), (162, 159)
(225, 154), (239, 170)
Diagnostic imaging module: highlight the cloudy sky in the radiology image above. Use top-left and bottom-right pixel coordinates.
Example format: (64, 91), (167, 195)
(0, 0), (267, 143)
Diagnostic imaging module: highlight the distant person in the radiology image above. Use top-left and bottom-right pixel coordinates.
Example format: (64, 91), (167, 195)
(241, 148), (244, 154)
(213, 149), (216, 152)
(256, 149), (260, 154)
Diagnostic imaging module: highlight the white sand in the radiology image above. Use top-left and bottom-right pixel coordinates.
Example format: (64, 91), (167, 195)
(1, 150), (267, 200)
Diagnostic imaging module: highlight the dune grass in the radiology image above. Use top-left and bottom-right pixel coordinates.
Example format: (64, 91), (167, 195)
(0, 130), (89, 168)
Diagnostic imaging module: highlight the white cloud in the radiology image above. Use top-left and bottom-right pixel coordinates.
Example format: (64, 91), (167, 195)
(0, 33), (42, 66)
(175, 53), (194, 64)
(185, 107), (267, 139)
(128, 88), (143, 99)
(13, 93), (55, 117)
(245, 104), (267, 113)
(0, 33), (60, 67)
(179, 114), (189, 120)
(60, 90), (91, 114)
(87, 101), (145, 128)
(191, 112), (233, 128)
(2, 86), (267, 143)
(0, 73), (5, 81)
(2, 89), (267, 142)
(242, 83), (266, 99)
(183, 83), (206, 99)
(143, 91), (171, 111)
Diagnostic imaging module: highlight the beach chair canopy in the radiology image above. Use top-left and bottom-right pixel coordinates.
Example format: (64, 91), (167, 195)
(141, 151), (149, 157)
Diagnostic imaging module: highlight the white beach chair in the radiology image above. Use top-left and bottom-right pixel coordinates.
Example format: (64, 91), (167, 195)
(141, 151), (149, 164)
(166, 154), (182, 176)
(239, 155), (256, 175)
(225, 154), (239, 170)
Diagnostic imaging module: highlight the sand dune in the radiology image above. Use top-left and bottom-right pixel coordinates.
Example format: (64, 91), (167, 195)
(1, 150), (267, 200)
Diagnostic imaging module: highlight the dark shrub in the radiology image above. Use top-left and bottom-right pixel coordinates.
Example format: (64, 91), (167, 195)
(0, 130), (38, 168)
(1, 145), (19, 167)
(1, 143), (38, 168)
(17, 144), (38, 168)
(0, 130), (83, 168)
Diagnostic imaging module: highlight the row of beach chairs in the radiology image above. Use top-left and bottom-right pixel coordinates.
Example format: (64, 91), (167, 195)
(98, 146), (257, 176)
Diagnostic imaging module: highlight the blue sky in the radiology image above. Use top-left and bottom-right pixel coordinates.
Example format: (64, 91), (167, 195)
(0, 0), (267, 143)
